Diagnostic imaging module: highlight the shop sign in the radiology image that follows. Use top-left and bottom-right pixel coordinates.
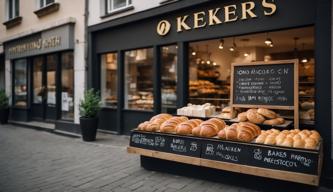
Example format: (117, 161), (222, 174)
(157, 0), (277, 36)
(5, 24), (74, 59)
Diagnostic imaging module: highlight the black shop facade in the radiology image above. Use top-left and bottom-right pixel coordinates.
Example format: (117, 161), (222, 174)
(88, 0), (332, 184)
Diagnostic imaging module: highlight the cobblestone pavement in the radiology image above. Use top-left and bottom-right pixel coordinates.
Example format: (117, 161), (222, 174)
(0, 124), (332, 192)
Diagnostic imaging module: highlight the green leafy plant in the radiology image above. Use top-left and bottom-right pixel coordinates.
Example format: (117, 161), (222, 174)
(79, 89), (101, 118)
(0, 89), (9, 109)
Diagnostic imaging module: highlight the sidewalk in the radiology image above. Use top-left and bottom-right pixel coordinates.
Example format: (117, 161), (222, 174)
(0, 124), (331, 192)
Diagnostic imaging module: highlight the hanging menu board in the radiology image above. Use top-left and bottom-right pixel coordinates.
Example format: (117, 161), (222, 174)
(231, 60), (298, 109)
(231, 60), (299, 128)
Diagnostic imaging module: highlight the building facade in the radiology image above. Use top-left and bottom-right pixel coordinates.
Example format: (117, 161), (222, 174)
(88, 0), (333, 184)
(0, 0), (86, 133)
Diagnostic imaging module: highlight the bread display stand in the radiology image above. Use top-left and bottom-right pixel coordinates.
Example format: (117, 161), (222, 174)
(128, 130), (323, 186)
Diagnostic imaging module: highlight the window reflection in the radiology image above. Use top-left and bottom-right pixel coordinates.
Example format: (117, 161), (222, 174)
(61, 52), (74, 120)
(101, 53), (118, 108)
(161, 45), (177, 113)
(124, 48), (154, 111)
(14, 59), (27, 107)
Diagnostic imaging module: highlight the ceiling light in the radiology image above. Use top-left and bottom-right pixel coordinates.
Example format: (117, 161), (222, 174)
(192, 51), (196, 56)
(213, 62), (217, 66)
(301, 57), (308, 63)
(265, 38), (273, 46)
(229, 37), (237, 52)
(206, 60), (211, 64)
(219, 39), (224, 50)
(244, 52), (249, 57)
(269, 43), (274, 47)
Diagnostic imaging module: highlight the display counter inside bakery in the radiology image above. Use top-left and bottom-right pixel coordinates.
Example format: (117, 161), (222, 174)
(127, 112), (323, 186)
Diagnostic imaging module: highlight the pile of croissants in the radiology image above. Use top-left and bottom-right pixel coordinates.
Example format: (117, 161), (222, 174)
(137, 113), (261, 142)
(237, 108), (285, 125)
(255, 129), (320, 150)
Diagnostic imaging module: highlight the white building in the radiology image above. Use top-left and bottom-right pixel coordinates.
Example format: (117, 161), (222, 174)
(0, 0), (86, 134)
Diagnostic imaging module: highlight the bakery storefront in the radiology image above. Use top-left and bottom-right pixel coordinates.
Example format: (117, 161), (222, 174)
(89, 0), (332, 186)
(4, 24), (75, 123)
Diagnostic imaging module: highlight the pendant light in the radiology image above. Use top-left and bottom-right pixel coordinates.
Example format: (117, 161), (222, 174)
(229, 37), (236, 52)
(265, 32), (274, 47)
(301, 43), (308, 63)
(219, 39), (224, 50)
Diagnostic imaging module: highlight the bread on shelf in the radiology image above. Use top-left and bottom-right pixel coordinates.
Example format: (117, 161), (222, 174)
(217, 122), (261, 143)
(160, 116), (189, 133)
(177, 103), (216, 117)
(193, 118), (226, 138)
(176, 119), (203, 135)
(255, 128), (321, 150)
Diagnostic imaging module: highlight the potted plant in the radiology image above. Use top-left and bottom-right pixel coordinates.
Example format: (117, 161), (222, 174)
(79, 88), (101, 141)
(0, 89), (9, 124)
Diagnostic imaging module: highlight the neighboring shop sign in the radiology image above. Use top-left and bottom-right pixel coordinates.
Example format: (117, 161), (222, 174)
(156, 0), (277, 36)
(5, 24), (74, 59)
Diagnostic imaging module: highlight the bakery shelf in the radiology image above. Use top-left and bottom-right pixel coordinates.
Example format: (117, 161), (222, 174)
(128, 130), (323, 186)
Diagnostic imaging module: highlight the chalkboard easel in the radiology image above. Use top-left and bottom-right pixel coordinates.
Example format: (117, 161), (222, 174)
(230, 59), (299, 129)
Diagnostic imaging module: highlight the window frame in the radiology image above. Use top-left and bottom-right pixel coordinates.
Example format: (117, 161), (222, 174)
(6, 0), (19, 20)
(106, 0), (132, 14)
(39, 0), (55, 8)
(12, 58), (29, 109)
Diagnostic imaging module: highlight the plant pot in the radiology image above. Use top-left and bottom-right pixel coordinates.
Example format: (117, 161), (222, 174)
(80, 117), (98, 141)
(0, 108), (9, 124)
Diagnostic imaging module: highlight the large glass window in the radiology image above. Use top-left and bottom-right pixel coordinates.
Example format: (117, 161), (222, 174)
(101, 53), (118, 108)
(124, 48), (154, 111)
(161, 45), (177, 113)
(7, 0), (19, 20)
(107, 0), (132, 13)
(13, 59), (27, 107)
(188, 27), (315, 125)
(61, 52), (74, 121)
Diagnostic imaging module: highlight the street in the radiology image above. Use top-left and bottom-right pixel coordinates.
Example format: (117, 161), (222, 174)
(0, 125), (331, 192)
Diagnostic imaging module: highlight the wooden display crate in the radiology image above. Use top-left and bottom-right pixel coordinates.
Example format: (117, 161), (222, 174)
(127, 130), (323, 186)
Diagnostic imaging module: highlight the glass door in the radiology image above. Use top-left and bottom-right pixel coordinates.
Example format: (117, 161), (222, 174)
(31, 54), (58, 121)
(31, 57), (45, 120)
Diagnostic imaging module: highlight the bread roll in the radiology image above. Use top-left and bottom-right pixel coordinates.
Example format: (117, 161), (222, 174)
(255, 134), (267, 144)
(237, 112), (248, 122)
(222, 106), (232, 113)
(304, 138), (317, 149)
(293, 134), (302, 140)
(281, 137), (293, 147)
(299, 132), (309, 140)
(293, 138), (305, 148)
(145, 123), (160, 132)
(138, 121), (149, 131)
(264, 134), (277, 145)
(247, 110), (265, 124)
(238, 129), (254, 142)
(257, 108), (277, 119)
(209, 118), (226, 130)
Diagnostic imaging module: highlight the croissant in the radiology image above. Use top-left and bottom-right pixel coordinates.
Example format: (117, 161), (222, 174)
(199, 118), (226, 137)
(160, 116), (188, 133)
(176, 119), (202, 135)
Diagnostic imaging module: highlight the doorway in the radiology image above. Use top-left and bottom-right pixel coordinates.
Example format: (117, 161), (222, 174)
(31, 54), (58, 121)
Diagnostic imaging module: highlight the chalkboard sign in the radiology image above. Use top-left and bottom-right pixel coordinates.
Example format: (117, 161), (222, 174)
(130, 131), (201, 158)
(231, 61), (298, 108)
(201, 139), (319, 175)
(231, 60), (299, 128)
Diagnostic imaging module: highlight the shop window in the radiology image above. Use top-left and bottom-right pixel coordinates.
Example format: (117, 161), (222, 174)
(32, 57), (43, 104)
(107, 0), (132, 13)
(124, 48), (154, 111)
(188, 26), (315, 126)
(39, 0), (54, 8)
(46, 54), (57, 107)
(101, 53), (118, 108)
(13, 59), (27, 108)
(61, 52), (74, 121)
(6, 0), (19, 20)
(161, 45), (177, 113)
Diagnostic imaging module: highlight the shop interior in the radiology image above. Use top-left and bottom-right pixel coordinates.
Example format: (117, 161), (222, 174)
(188, 26), (315, 126)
